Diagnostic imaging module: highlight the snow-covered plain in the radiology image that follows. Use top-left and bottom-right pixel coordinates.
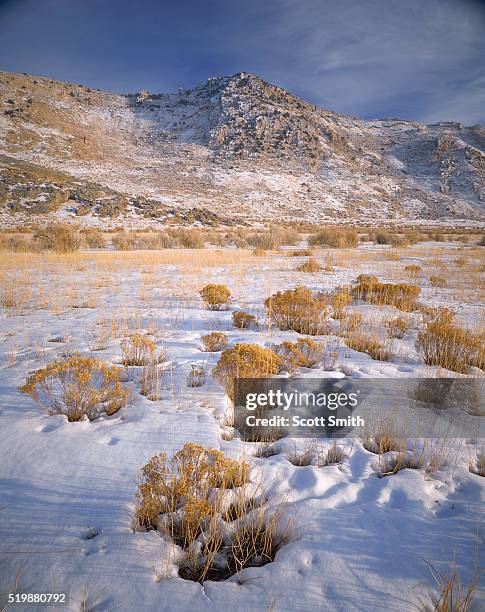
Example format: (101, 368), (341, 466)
(0, 243), (483, 611)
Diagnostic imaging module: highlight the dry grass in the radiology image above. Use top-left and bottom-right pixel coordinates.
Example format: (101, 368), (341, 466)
(295, 258), (322, 272)
(20, 356), (129, 421)
(429, 275), (448, 288)
(425, 562), (482, 612)
(291, 249), (313, 257)
(33, 224), (81, 253)
(339, 312), (363, 334)
(309, 227), (358, 248)
(386, 316), (410, 339)
(316, 441), (349, 466)
(345, 332), (393, 361)
(140, 362), (164, 401)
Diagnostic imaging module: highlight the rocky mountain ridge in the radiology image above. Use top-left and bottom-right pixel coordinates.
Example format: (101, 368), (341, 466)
(0, 70), (484, 227)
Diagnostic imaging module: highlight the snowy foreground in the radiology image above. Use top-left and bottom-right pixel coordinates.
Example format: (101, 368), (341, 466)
(0, 243), (483, 611)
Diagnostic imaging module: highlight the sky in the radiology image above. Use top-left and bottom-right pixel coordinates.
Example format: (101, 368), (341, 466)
(0, 0), (484, 124)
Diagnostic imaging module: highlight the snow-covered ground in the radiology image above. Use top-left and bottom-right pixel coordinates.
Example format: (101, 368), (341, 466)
(0, 243), (483, 611)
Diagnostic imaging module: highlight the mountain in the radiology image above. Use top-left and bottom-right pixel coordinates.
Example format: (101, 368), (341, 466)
(1, 70), (485, 227)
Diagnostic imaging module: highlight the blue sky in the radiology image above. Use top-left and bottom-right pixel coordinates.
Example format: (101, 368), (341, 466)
(0, 0), (484, 124)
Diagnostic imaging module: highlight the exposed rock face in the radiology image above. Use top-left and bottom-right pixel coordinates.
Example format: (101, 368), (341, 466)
(0, 70), (484, 226)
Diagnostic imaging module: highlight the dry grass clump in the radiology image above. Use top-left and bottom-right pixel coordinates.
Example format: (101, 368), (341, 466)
(426, 562), (482, 612)
(287, 444), (315, 466)
(353, 277), (420, 311)
(212, 344), (282, 401)
(135, 444), (290, 582)
(374, 230), (414, 247)
(420, 306), (454, 326)
(232, 310), (257, 330)
(81, 228), (106, 249)
(273, 337), (325, 372)
(345, 332), (393, 361)
(170, 228), (205, 249)
(138, 233), (174, 250)
(363, 433), (402, 455)
(295, 258), (322, 272)
(339, 312), (363, 334)
(265, 286), (329, 335)
(404, 264), (422, 276)
(140, 362), (163, 401)
(200, 332), (228, 352)
(121, 332), (158, 366)
(309, 227), (358, 248)
(316, 442), (348, 466)
(416, 321), (484, 373)
(0, 234), (34, 252)
(20, 356), (128, 421)
(377, 450), (424, 477)
(248, 227), (299, 249)
(251, 248), (267, 257)
(199, 284), (231, 310)
(291, 249), (313, 257)
(386, 317), (410, 339)
(33, 224), (81, 253)
(112, 230), (136, 250)
(429, 275), (448, 287)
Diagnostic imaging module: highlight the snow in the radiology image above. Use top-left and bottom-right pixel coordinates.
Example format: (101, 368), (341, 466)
(0, 245), (484, 610)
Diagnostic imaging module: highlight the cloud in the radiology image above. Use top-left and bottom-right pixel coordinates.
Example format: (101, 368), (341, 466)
(257, 0), (485, 123)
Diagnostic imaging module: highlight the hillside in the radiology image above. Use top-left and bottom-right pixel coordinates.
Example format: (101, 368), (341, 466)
(1, 70), (485, 227)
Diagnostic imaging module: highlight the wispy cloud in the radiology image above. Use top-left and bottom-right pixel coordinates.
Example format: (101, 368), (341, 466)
(259, 0), (485, 123)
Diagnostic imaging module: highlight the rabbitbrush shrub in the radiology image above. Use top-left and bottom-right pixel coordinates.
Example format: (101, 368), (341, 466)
(121, 332), (158, 366)
(345, 332), (393, 361)
(274, 337), (325, 372)
(330, 289), (352, 319)
(136, 443), (249, 530)
(386, 317), (410, 339)
(81, 228), (106, 249)
(199, 284), (231, 310)
(353, 277), (420, 311)
(212, 343), (282, 400)
(309, 227), (358, 248)
(295, 258), (322, 272)
(232, 310), (257, 329)
(200, 332), (228, 352)
(33, 224), (81, 253)
(136, 443), (290, 582)
(415, 321), (484, 374)
(265, 286), (329, 335)
(20, 356), (128, 421)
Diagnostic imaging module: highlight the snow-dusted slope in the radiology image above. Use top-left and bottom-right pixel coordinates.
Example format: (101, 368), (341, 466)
(1, 70), (485, 225)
